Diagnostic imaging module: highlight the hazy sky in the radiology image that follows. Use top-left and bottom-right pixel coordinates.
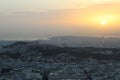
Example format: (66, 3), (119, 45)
(0, 0), (120, 40)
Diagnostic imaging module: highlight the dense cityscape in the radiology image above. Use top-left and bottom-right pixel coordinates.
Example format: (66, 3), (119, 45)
(0, 40), (120, 80)
(1, 0), (120, 80)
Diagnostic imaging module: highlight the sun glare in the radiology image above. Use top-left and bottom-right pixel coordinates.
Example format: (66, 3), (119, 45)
(94, 14), (116, 26)
(101, 20), (107, 25)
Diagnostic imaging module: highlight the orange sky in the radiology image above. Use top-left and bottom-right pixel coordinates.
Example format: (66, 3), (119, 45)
(44, 3), (120, 26)
(0, 0), (120, 39)
(29, 3), (120, 35)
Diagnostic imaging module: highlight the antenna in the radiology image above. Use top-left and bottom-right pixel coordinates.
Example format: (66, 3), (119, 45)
(101, 36), (105, 48)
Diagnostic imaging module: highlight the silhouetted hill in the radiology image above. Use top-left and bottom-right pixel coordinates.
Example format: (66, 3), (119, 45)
(38, 36), (120, 48)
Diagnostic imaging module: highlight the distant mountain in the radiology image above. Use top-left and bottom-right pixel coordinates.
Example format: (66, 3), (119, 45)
(1, 36), (120, 48)
(38, 36), (120, 48)
(0, 40), (15, 47)
(1, 36), (120, 61)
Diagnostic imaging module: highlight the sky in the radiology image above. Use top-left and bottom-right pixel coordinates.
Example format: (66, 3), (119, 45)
(0, 0), (120, 40)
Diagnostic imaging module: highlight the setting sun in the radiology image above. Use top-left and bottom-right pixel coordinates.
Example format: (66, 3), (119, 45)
(0, 0), (120, 40)
(101, 20), (107, 25)
(93, 14), (117, 27)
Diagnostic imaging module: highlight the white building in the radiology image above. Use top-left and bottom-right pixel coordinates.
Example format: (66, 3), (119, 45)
(49, 64), (87, 80)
